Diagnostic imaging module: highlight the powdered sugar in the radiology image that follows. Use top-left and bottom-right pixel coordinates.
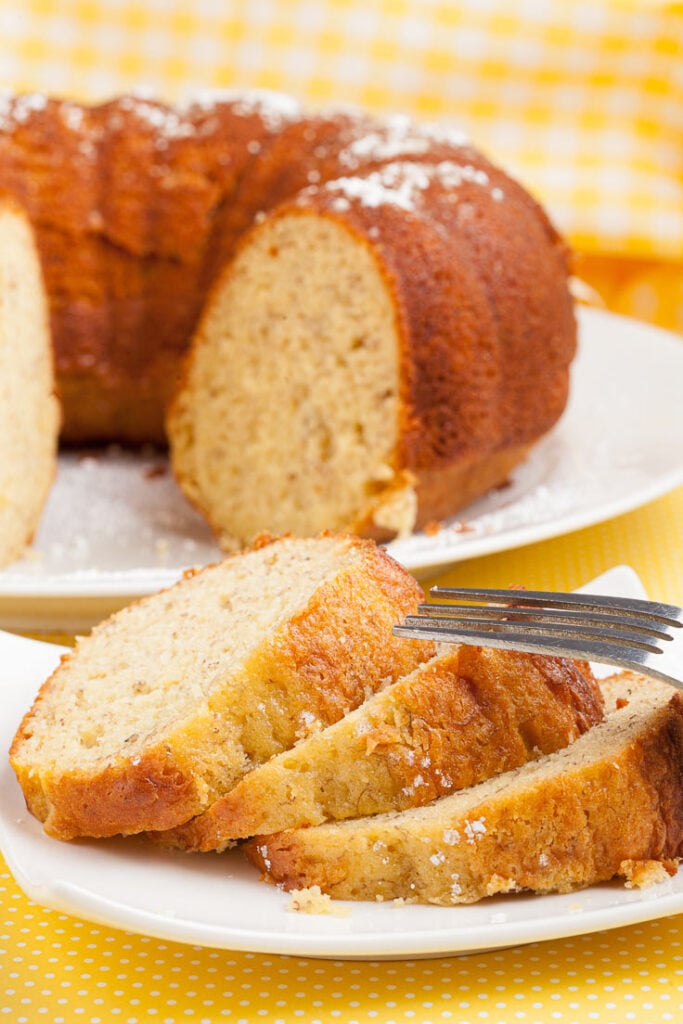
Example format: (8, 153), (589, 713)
(180, 88), (302, 131)
(324, 162), (431, 212)
(315, 159), (495, 215)
(0, 92), (48, 130)
(59, 102), (85, 132)
(338, 113), (469, 169)
(256, 843), (272, 872)
(109, 89), (300, 145)
(464, 817), (487, 843)
(402, 773), (428, 796)
(450, 873), (463, 898)
(116, 96), (196, 144)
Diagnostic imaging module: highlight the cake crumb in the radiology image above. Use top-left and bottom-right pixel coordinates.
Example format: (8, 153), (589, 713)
(619, 859), (678, 889)
(294, 709), (321, 741)
(364, 722), (401, 754)
(485, 874), (518, 896)
(287, 885), (351, 917)
(371, 479), (418, 539)
(423, 519), (442, 537)
(450, 520), (474, 534)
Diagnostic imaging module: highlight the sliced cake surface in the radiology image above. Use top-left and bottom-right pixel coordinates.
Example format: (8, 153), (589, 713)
(10, 533), (432, 839)
(169, 211), (409, 546)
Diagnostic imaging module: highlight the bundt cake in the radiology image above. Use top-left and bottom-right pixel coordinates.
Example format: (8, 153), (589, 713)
(0, 195), (59, 568)
(162, 646), (604, 852)
(9, 532), (432, 839)
(167, 111), (577, 544)
(245, 673), (683, 904)
(0, 90), (576, 543)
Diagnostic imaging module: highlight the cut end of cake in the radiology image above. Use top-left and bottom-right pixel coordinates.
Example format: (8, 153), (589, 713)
(169, 210), (406, 546)
(0, 198), (59, 566)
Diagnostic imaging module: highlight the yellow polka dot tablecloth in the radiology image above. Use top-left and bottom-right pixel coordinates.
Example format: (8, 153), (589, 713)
(1, 1), (683, 1020)
(1, 909), (682, 1023)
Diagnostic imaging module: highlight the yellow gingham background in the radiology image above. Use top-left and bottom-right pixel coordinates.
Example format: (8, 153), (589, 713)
(3, 0), (682, 334)
(2, 2), (683, 1022)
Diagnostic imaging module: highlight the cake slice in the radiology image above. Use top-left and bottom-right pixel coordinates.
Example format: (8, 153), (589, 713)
(165, 646), (604, 851)
(10, 533), (432, 839)
(0, 196), (59, 566)
(245, 673), (683, 903)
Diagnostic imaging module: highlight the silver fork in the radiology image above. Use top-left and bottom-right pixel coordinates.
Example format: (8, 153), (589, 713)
(393, 587), (683, 688)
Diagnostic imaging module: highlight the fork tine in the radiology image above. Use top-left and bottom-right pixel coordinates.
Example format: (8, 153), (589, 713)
(395, 588), (682, 688)
(391, 622), (661, 673)
(416, 603), (674, 641)
(401, 615), (665, 653)
(429, 587), (683, 628)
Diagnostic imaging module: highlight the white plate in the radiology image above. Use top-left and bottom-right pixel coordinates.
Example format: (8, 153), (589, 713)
(1, 566), (681, 960)
(1, 307), (683, 630)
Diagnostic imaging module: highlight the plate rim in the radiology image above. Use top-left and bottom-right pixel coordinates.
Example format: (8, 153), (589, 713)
(10, 868), (683, 960)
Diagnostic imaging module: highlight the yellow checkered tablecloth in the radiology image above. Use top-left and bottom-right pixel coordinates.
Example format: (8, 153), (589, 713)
(1, 2), (682, 1022)
(2, 0), (683, 334)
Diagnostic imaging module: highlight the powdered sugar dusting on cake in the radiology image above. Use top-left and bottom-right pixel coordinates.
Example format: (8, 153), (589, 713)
(179, 88), (302, 131)
(256, 842), (271, 872)
(309, 159), (494, 214)
(0, 92), (49, 130)
(116, 96), (197, 145)
(338, 113), (469, 169)
(320, 163), (431, 213)
(464, 817), (487, 843)
(58, 101), (85, 132)
(402, 772), (428, 796)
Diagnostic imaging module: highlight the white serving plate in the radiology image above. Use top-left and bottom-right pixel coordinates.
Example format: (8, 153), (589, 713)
(1, 566), (681, 959)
